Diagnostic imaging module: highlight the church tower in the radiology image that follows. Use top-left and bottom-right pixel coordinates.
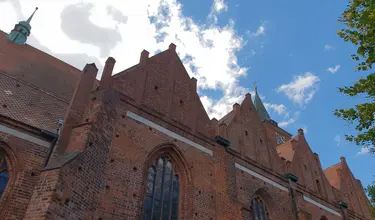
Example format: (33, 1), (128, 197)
(8, 7), (38, 45)
(253, 83), (278, 126)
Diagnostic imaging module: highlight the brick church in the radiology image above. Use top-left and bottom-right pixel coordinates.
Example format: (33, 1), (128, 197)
(0, 8), (372, 220)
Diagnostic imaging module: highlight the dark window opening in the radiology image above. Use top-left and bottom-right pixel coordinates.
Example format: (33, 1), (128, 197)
(143, 156), (179, 220)
(251, 196), (270, 220)
(0, 153), (9, 198)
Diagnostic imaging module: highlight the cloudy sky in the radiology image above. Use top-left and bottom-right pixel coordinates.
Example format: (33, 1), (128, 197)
(0, 0), (374, 187)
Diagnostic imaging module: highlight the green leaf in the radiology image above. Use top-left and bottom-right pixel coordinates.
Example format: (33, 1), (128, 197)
(336, 0), (375, 154)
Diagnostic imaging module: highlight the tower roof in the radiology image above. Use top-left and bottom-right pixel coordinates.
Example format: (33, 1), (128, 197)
(253, 83), (271, 121)
(26, 7), (38, 24)
(8, 7), (38, 45)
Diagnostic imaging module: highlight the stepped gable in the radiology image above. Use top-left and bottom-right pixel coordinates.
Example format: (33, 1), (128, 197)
(113, 43), (215, 138)
(324, 157), (372, 218)
(277, 130), (334, 196)
(216, 93), (285, 172)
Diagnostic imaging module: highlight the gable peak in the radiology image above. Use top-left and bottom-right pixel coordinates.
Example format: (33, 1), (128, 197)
(169, 43), (176, 51)
(298, 128), (304, 136)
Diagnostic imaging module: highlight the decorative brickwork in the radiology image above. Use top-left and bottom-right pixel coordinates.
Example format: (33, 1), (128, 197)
(0, 37), (372, 220)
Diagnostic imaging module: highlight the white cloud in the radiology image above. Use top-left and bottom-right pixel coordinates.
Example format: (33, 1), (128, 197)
(327, 65), (340, 73)
(357, 147), (369, 156)
(278, 118), (295, 127)
(0, 0), (253, 120)
(253, 26), (265, 36)
(278, 111), (300, 128)
(276, 72), (320, 106)
(302, 126), (308, 134)
(264, 103), (289, 118)
(208, 0), (228, 24)
(213, 0), (228, 13)
(334, 134), (341, 146)
(201, 86), (250, 119)
(324, 44), (334, 51)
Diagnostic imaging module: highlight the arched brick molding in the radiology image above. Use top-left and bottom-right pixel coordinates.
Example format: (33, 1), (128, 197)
(140, 143), (193, 220)
(0, 141), (21, 215)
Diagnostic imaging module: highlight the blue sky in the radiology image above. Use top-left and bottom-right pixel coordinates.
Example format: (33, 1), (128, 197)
(190, 0), (375, 187)
(0, 0), (373, 188)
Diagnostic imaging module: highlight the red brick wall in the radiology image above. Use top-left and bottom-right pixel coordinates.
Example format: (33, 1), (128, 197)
(0, 130), (50, 219)
(1, 44), (372, 220)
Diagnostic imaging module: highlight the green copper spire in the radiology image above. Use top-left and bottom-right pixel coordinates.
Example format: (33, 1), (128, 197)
(8, 7), (38, 45)
(253, 83), (272, 122)
(27, 7), (38, 23)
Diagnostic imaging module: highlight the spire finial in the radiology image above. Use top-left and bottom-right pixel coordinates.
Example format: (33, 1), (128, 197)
(253, 81), (258, 93)
(26, 7), (38, 23)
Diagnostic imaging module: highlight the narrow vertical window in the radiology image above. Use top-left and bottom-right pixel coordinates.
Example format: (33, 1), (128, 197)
(0, 153), (9, 198)
(251, 196), (270, 220)
(143, 156), (180, 220)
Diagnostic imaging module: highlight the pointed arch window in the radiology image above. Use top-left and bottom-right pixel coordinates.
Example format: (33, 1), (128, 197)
(0, 152), (9, 198)
(143, 156), (180, 220)
(251, 196), (271, 220)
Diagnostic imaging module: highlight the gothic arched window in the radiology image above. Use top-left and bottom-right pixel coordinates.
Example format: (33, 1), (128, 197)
(251, 196), (271, 220)
(0, 152), (9, 198)
(143, 156), (180, 220)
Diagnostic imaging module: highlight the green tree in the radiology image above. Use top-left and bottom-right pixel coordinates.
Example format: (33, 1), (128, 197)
(334, 0), (375, 153)
(365, 181), (375, 218)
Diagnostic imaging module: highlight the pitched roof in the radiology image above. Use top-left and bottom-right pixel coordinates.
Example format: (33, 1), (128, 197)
(0, 30), (89, 132)
(0, 71), (68, 132)
(276, 137), (297, 162)
(253, 90), (271, 121)
(218, 111), (234, 126)
(0, 30), (82, 102)
(323, 162), (341, 190)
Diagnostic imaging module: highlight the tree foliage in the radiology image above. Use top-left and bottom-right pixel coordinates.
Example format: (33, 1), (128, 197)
(334, 0), (375, 153)
(365, 181), (375, 218)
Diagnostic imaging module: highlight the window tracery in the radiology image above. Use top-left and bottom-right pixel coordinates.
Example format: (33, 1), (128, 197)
(143, 156), (179, 220)
(251, 196), (271, 220)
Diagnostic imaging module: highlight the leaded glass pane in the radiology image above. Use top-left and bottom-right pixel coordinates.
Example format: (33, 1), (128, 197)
(143, 157), (179, 220)
(259, 201), (265, 220)
(253, 199), (259, 220)
(171, 175), (179, 220)
(251, 197), (270, 220)
(162, 161), (172, 220)
(153, 158), (165, 219)
(143, 167), (155, 220)
(0, 158), (8, 198)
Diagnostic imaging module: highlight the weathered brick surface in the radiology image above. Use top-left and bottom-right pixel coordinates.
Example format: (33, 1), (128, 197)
(0, 128), (50, 220)
(0, 42), (372, 220)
